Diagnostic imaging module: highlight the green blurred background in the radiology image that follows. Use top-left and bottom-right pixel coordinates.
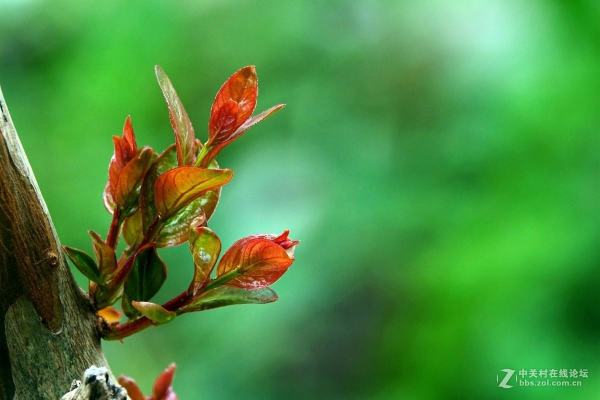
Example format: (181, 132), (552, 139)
(1, 0), (599, 398)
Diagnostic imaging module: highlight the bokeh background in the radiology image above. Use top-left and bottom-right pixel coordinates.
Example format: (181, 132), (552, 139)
(1, 0), (599, 399)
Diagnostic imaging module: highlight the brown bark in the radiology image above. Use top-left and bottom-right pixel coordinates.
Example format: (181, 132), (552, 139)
(0, 86), (114, 399)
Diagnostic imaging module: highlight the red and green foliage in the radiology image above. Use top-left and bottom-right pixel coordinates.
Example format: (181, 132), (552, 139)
(64, 66), (297, 340)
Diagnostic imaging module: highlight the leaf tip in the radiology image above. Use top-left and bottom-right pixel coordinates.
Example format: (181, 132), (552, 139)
(242, 65), (257, 75)
(88, 230), (101, 242)
(153, 363), (177, 399)
(223, 168), (234, 180)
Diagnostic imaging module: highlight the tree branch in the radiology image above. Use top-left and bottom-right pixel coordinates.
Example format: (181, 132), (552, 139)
(0, 86), (113, 399)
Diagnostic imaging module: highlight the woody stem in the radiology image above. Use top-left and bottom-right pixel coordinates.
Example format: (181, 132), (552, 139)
(103, 270), (242, 340)
(103, 289), (192, 340)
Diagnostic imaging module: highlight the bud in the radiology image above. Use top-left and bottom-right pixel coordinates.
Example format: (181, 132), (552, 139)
(108, 116), (138, 193)
(215, 230), (299, 289)
(270, 229), (299, 259)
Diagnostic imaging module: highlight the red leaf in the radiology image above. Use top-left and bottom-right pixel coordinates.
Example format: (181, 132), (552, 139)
(89, 231), (116, 278)
(208, 66), (257, 145)
(154, 166), (232, 218)
(216, 237), (294, 289)
(140, 145), (223, 246)
(155, 65), (196, 166)
(122, 115), (137, 157)
(104, 117), (155, 213)
(107, 116), (138, 201)
(270, 229), (299, 259)
(224, 230), (299, 259)
(238, 103), (285, 133)
(117, 376), (145, 400)
(201, 103), (285, 167)
(119, 364), (178, 400)
(113, 147), (154, 209)
(140, 144), (179, 229)
(152, 363), (177, 400)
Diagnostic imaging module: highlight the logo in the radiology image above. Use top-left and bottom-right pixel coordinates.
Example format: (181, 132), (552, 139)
(497, 367), (588, 389)
(497, 369), (515, 389)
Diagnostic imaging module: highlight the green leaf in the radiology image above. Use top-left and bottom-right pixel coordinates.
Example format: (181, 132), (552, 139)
(190, 226), (221, 294)
(155, 200), (205, 247)
(189, 226), (221, 293)
(122, 208), (143, 247)
(121, 292), (138, 319)
(63, 246), (101, 283)
(123, 247), (167, 316)
(132, 301), (176, 324)
(125, 247), (167, 300)
(155, 65), (196, 166)
(181, 286), (278, 313)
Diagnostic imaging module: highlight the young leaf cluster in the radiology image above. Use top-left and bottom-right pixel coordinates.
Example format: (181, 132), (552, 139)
(64, 65), (297, 340)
